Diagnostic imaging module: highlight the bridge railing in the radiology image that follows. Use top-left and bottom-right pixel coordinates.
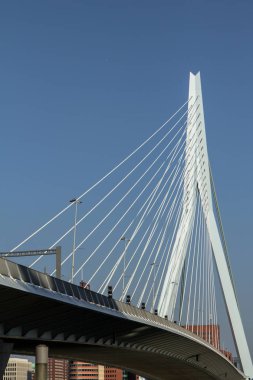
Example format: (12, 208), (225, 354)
(0, 257), (118, 311)
(0, 257), (201, 343)
(0, 256), (189, 331)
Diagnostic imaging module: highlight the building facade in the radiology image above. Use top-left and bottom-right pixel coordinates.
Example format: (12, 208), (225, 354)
(69, 361), (105, 379)
(48, 358), (69, 380)
(30, 357), (140, 380)
(69, 362), (139, 380)
(4, 358), (32, 380)
(104, 366), (123, 380)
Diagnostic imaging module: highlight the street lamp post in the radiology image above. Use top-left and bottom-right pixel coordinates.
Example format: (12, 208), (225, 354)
(121, 236), (130, 297)
(70, 198), (82, 283)
(151, 262), (157, 313)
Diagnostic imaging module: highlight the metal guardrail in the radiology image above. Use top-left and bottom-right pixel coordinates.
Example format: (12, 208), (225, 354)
(0, 256), (175, 327)
(0, 257), (118, 311)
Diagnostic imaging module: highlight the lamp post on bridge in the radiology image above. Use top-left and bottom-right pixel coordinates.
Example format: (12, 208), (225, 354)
(151, 262), (157, 313)
(70, 198), (82, 284)
(121, 236), (130, 297)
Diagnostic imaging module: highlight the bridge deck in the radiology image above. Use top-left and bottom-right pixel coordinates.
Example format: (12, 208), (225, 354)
(0, 258), (246, 380)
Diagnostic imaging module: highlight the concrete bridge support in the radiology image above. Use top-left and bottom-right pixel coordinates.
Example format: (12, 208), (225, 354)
(35, 344), (48, 380)
(0, 340), (13, 379)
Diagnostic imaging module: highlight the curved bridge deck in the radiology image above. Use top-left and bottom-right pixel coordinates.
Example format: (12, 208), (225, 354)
(0, 258), (246, 380)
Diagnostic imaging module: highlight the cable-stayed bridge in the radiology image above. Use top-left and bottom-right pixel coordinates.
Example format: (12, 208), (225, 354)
(0, 73), (252, 380)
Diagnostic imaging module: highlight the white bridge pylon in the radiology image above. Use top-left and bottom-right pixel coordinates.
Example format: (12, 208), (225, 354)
(158, 72), (253, 378)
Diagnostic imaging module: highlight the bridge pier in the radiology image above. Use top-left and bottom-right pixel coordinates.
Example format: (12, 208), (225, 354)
(35, 344), (48, 380)
(0, 340), (13, 379)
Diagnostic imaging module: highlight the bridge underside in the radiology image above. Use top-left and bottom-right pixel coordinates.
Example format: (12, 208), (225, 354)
(0, 272), (245, 380)
(4, 340), (233, 380)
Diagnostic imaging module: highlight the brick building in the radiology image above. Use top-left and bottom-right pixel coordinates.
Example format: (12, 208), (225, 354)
(104, 367), (123, 380)
(69, 361), (104, 379)
(48, 358), (69, 380)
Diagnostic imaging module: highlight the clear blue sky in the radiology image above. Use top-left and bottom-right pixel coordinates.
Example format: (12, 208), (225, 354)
(0, 0), (253, 354)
